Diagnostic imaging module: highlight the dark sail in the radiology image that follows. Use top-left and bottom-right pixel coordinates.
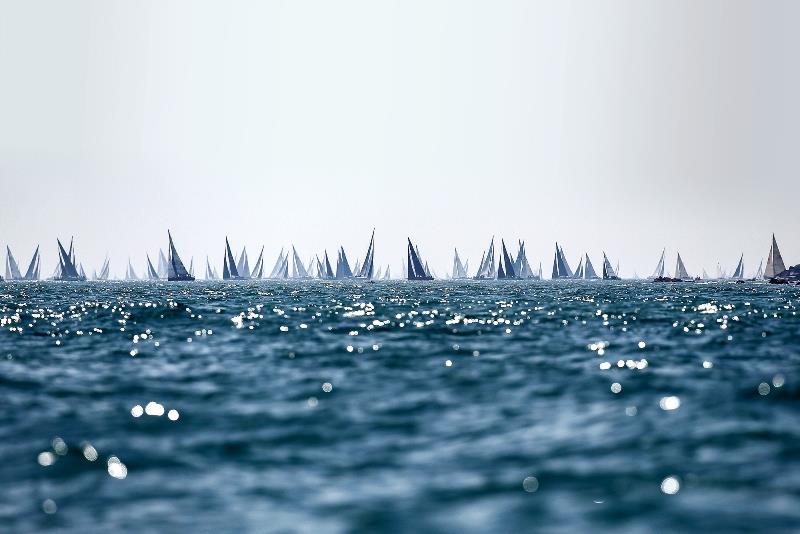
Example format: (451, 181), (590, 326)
(407, 238), (432, 280)
(167, 231), (194, 281)
(224, 238), (241, 279)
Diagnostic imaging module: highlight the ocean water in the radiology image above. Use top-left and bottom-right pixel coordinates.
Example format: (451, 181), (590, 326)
(1, 280), (799, 533)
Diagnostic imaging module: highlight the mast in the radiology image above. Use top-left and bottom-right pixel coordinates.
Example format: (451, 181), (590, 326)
(23, 246), (40, 280)
(583, 254), (599, 279)
(731, 254), (744, 279)
(674, 253), (690, 280)
(167, 231), (194, 281)
(650, 248), (666, 279)
(764, 234), (786, 278)
(224, 238), (240, 279)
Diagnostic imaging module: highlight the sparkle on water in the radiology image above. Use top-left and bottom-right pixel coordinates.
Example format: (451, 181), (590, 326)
(1, 280), (799, 531)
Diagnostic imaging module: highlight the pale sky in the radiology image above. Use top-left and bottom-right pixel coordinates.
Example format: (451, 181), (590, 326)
(1, 0), (797, 278)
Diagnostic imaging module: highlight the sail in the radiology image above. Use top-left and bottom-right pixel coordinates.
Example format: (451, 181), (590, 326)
(675, 253), (690, 279)
(205, 257), (215, 280)
(764, 234), (787, 278)
(384, 265), (391, 280)
(583, 254), (599, 279)
(167, 231), (193, 280)
(224, 238), (241, 279)
(21, 246), (40, 280)
(374, 266), (383, 279)
(279, 254), (289, 278)
(498, 239), (517, 279)
(252, 246), (265, 279)
(268, 248), (285, 278)
(323, 251), (335, 278)
(731, 254), (744, 279)
(601, 252), (617, 279)
(6, 247), (22, 279)
(452, 248), (467, 279)
(650, 249), (666, 279)
(126, 259), (138, 280)
(146, 254), (159, 280)
(474, 238), (495, 279)
(157, 249), (168, 278)
(236, 248), (251, 279)
(552, 243), (573, 279)
(97, 256), (110, 280)
(336, 247), (353, 278)
(407, 238), (431, 280)
(56, 239), (81, 279)
(754, 259), (764, 279)
(291, 246), (310, 278)
(702, 268), (709, 280)
(573, 257), (584, 279)
(356, 230), (376, 279)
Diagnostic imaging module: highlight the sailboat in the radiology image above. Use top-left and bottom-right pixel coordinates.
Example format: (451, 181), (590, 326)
(125, 258), (138, 280)
(513, 241), (537, 279)
(474, 238), (496, 279)
(319, 251), (334, 279)
(290, 246), (311, 278)
(94, 255), (111, 280)
(573, 253), (599, 279)
(166, 231), (194, 281)
(355, 230), (376, 280)
(764, 234), (787, 279)
(497, 239), (517, 279)
(52, 238), (86, 281)
(236, 247), (251, 279)
(205, 257), (217, 280)
(753, 259), (764, 280)
(650, 248), (666, 279)
(731, 254), (744, 280)
(157, 249), (169, 279)
(145, 254), (160, 280)
(223, 238), (244, 280)
(407, 238), (433, 280)
(601, 252), (619, 280)
(383, 265), (391, 280)
(551, 243), (573, 279)
(5, 247), (23, 280)
(267, 248), (286, 279)
(335, 247), (354, 279)
(250, 246), (265, 279)
(674, 253), (691, 281)
(452, 248), (468, 279)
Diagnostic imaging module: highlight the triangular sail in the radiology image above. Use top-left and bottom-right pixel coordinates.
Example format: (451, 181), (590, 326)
(336, 247), (353, 278)
(146, 254), (159, 280)
(573, 257), (584, 279)
(552, 243), (573, 279)
(323, 251), (335, 278)
(474, 238), (495, 279)
(754, 259), (764, 279)
(167, 231), (193, 281)
(157, 249), (168, 279)
(498, 239), (517, 279)
(583, 254), (599, 279)
(291, 246), (310, 278)
(22, 246), (40, 280)
(650, 249), (666, 279)
(764, 234), (786, 278)
(205, 257), (215, 280)
(252, 246), (265, 279)
(675, 253), (690, 279)
(601, 252), (617, 279)
(236, 248), (251, 279)
(6, 247), (22, 279)
(731, 254), (744, 279)
(356, 230), (376, 279)
(127, 259), (138, 280)
(407, 238), (431, 280)
(56, 239), (81, 279)
(452, 248), (467, 279)
(224, 238), (241, 279)
(383, 265), (391, 280)
(268, 248), (285, 278)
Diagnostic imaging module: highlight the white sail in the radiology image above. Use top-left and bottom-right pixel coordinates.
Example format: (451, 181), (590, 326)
(336, 247), (353, 278)
(764, 234), (786, 279)
(5, 247), (22, 280)
(291, 246), (310, 278)
(650, 249), (666, 279)
(157, 249), (168, 279)
(754, 259), (764, 279)
(674, 253), (690, 280)
(268, 248), (285, 278)
(356, 230), (376, 279)
(236, 247), (251, 279)
(601, 252), (617, 280)
(583, 254), (599, 279)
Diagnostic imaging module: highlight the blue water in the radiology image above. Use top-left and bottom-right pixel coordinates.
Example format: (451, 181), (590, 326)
(1, 281), (799, 533)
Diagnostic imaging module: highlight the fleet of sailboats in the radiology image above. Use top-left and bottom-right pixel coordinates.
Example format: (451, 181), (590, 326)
(2, 233), (794, 283)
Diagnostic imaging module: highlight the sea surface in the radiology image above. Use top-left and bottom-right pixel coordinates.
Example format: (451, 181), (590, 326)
(1, 280), (799, 533)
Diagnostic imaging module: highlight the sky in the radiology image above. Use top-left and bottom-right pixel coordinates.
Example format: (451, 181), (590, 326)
(1, 0), (798, 278)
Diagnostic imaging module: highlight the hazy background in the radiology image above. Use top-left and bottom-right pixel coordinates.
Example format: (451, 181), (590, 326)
(1, 0), (797, 278)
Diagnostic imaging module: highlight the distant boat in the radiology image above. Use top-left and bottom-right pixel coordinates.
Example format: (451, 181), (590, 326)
(374, 266), (383, 279)
(497, 239), (517, 279)
(474, 238), (496, 279)
(513, 241), (537, 279)
(291, 246), (311, 278)
(236, 247), (251, 279)
(753, 259), (764, 280)
(5, 246), (23, 280)
(674, 253), (691, 280)
(268, 248), (286, 279)
(336, 247), (354, 279)
(52, 238), (86, 281)
(157, 249), (169, 279)
(551, 243), (573, 279)
(764, 234), (786, 279)
(601, 252), (619, 280)
(452, 248), (468, 279)
(205, 256), (217, 280)
(355, 230), (376, 279)
(125, 258), (138, 280)
(223, 238), (244, 280)
(94, 255), (111, 280)
(650, 248), (666, 279)
(573, 253), (599, 279)
(166, 231), (194, 281)
(731, 254), (744, 280)
(145, 254), (160, 280)
(251, 246), (265, 279)
(407, 238), (433, 280)
(383, 265), (391, 280)
(188, 258), (195, 278)
(319, 251), (335, 279)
